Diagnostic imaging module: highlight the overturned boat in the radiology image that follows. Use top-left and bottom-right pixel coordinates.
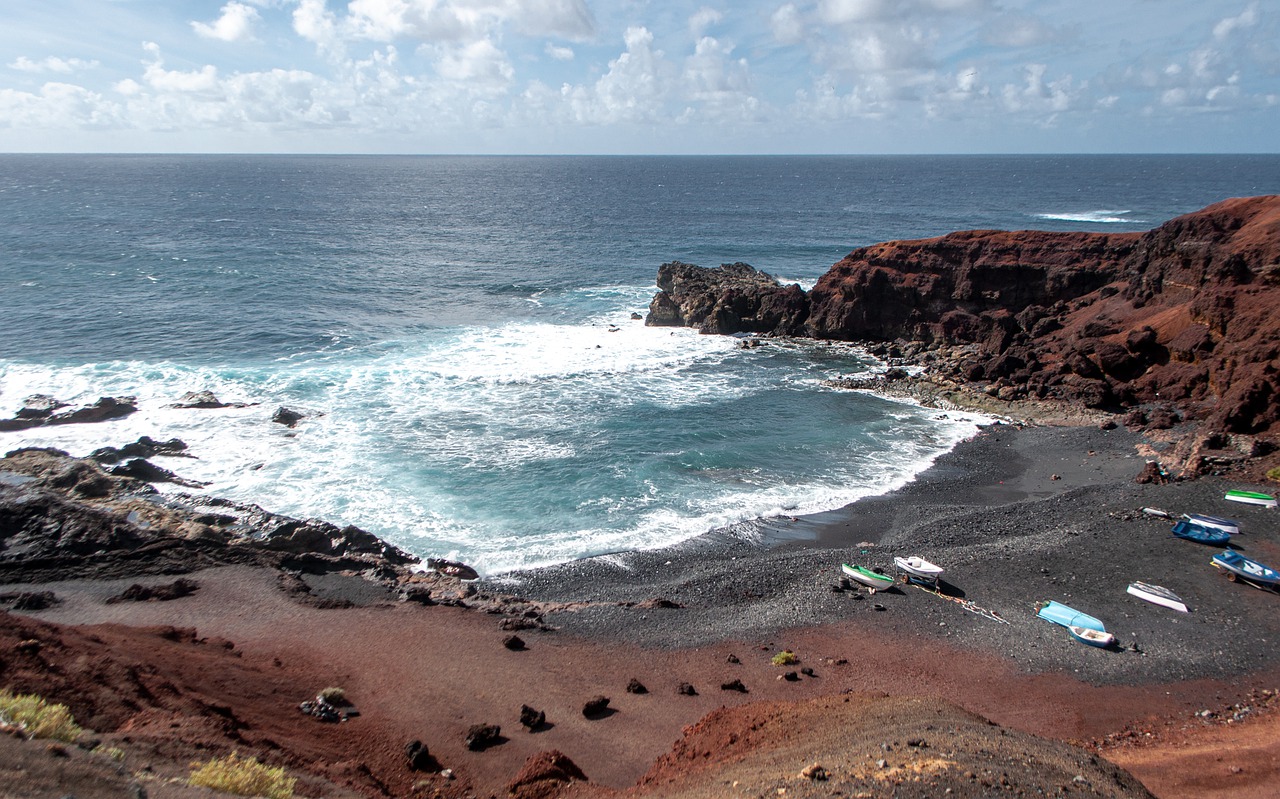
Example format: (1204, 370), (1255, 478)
(1126, 581), (1189, 613)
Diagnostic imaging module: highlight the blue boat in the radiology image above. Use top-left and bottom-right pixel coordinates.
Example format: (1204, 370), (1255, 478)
(1036, 600), (1105, 632)
(1171, 519), (1232, 545)
(1212, 550), (1280, 587)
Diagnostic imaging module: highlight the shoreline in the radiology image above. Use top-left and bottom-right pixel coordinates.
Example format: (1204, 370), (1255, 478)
(4, 417), (1280, 797)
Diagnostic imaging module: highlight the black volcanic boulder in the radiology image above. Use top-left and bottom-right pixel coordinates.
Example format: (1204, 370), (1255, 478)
(646, 261), (808, 335)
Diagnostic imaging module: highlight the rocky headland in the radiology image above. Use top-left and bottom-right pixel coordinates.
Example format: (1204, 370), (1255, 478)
(647, 196), (1280, 481)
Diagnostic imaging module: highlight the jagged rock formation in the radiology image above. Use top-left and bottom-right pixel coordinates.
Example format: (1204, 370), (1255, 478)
(649, 197), (1280, 475)
(646, 261), (808, 335)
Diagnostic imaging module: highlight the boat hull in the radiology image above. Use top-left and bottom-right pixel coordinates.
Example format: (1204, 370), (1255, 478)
(1185, 514), (1240, 536)
(1212, 550), (1280, 586)
(893, 556), (943, 583)
(1171, 520), (1232, 545)
(841, 563), (894, 590)
(1069, 625), (1115, 648)
(1037, 600), (1105, 632)
(1224, 490), (1278, 508)
(1126, 581), (1188, 613)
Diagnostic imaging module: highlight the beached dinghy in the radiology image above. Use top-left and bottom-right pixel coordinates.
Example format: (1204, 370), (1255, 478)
(1224, 490), (1277, 508)
(1036, 600), (1105, 632)
(1126, 581), (1189, 613)
(893, 556), (943, 586)
(1212, 550), (1280, 588)
(841, 563), (895, 591)
(1184, 513), (1241, 536)
(1069, 625), (1116, 648)
(1171, 519), (1232, 545)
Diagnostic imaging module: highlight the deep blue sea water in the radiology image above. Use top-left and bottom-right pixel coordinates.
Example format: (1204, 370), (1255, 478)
(3, 154), (1279, 573)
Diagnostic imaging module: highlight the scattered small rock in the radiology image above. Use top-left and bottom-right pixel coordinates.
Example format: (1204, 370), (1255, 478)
(299, 697), (342, 723)
(677, 682), (698, 696)
(272, 406), (305, 427)
(726, 654), (740, 664)
(799, 763), (828, 781)
(625, 678), (648, 694)
(464, 723), (502, 751)
(582, 696), (611, 718)
(405, 740), (436, 771)
(503, 635), (526, 651)
(519, 704), (546, 730)
(781, 671), (799, 682)
(800, 667), (816, 677)
(720, 679), (748, 693)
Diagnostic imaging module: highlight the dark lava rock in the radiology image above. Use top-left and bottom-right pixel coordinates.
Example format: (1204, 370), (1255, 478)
(107, 579), (199, 603)
(1, 591), (59, 610)
(782, 671), (799, 682)
(2, 396), (137, 431)
(404, 740), (437, 772)
(503, 635), (526, 651)
(625, 678), (648, 694)
(90, 436), (190, 465)
(464, 723), (502, 751)
(109, 458), (209, 488)
(726, 654), (740, 664)
(646, 261), (808, 336)
(519, 704), (546, 730)
(720, 679), (748, 693)
(299, 698), (341, 723)
(677, 682), (698, 696)
(272, 406), (305, 427)
(427, 558), (479, 580)
(170, 391), (252, 409)
(507, 750), (587, 798)
(582, 696), (611, 718)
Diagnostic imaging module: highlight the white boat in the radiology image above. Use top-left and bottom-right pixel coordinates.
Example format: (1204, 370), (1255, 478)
(1185, 513), (1240, 536)
(893, 556), (944, 584)
(1126, 581), (1189, 613)
(1069, 625), (1115, 648)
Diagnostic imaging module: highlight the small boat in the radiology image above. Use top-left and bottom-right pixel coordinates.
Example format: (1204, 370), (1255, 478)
(1185, 513), (1241, 536)
(1036, 600), (1105, 632)
(1211, 549), (1280, 587)
(1224, 490), (1277, 509)
(893, 556), (943, 585)
(1069, 625), (1115, 648)
(841, 563), (895, 591)
(1171, 519), (1232, 545)
(1126, 581), (1189, 613)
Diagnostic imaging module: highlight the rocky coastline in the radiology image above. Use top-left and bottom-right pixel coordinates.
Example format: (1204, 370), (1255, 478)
(4, 198), (1280, 798)
(646, 196), (1280, 481)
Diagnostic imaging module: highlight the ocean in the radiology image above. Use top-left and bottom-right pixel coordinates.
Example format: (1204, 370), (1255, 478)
(3, 154), (1279, 575)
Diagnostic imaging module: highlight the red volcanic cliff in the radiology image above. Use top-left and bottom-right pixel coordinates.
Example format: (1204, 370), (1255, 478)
(650, 197), (1280, 472)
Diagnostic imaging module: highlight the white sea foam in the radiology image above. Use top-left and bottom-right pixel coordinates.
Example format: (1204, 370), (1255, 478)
(0, 304), (988, 578)
(1033, 209), (1146, 224)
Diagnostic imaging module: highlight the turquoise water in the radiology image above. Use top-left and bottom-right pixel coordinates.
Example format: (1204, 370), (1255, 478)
(3, 155), (1279, 573)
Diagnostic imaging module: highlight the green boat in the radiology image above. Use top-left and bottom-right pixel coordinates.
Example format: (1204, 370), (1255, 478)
(1224, 490), (1278, 509)
(841, 563), (895, 591)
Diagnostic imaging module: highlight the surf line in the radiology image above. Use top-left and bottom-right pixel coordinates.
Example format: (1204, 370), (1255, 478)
(912, 583), (1010, 625)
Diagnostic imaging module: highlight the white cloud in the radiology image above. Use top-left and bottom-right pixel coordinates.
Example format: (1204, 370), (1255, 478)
(9, 56), (99, 74)
(1213, 3), (1258, 41)
(433, 38), (514, 91)
(192, 2), (262, 42)
(770, 4), (804, 45)
(561, 26), (671, 125)
(545, 43), (574, 61)
(690, 7), (723, 37)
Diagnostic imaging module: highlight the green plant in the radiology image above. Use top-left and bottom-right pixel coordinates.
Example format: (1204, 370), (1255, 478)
(1266, 466), (1280, 483)
(0, 690), (83, 742)
(188, 752), (296, 799)
(317, 686), (347, 705)
(771, 650), (799, 666)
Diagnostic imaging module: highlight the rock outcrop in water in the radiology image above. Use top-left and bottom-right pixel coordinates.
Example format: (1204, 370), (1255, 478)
(649, 196), (1280, 477)
(646, 261), (808, 336)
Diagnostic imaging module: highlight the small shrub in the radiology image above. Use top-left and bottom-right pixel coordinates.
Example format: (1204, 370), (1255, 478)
(771, 650), (799, 666)
(317, 686), (347, 706)
(1266, 466), (1280, 483)
(188, 752), (296, 799)
(0, 690), (83, 742)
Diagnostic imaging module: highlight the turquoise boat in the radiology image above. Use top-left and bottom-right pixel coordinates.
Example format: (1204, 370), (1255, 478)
(1036, 600), (1105, 632)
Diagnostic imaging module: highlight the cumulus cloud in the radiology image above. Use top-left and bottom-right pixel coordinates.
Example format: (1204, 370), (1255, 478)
(561, 26), (671, 125)
(545, 43), (574, 61)
(770, 3), (805, 45)
(689, 7), (723, 37)
(9, 56), (99, 74)
(192, 2), (262, 42)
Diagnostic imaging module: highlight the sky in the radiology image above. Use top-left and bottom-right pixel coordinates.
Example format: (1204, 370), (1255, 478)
(1, 1), (1276, 154)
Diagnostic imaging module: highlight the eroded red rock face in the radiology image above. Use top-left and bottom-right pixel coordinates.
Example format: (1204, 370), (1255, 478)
(807, 196), (1280, 446)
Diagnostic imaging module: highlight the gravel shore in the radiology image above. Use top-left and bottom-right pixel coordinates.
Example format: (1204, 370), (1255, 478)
(506, 421), (1280, 686)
